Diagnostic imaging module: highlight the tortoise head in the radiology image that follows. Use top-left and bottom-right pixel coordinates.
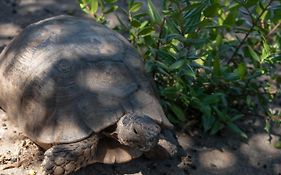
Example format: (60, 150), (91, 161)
(115, 113), (161, 151)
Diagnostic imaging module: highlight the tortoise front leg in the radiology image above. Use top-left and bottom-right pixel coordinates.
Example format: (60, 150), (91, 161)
(42, 134), (99, 175)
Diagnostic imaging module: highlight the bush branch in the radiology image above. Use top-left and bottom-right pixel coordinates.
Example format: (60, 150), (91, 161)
(227, 0), (274, 64)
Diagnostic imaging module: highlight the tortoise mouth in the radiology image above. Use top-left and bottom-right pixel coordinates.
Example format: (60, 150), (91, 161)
(100, 123), (120, 141)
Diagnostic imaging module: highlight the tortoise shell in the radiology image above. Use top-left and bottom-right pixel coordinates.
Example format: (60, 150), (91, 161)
(0, 15), (172, 145)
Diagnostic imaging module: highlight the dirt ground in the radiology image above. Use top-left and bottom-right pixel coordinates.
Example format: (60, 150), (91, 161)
(0, 0), (281, 175)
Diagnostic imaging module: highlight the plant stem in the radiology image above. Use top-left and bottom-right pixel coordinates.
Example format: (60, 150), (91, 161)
(155, 17), (166, 61)
(267, 22), (281, 37)
(226, 0), (274, 64)
(254, 22), (281, 49)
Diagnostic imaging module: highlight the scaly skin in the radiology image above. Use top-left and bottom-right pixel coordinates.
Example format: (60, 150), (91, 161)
(116, 113), (161, 151)
(41, 114), (178, 175)
(42, 134), (99, 175)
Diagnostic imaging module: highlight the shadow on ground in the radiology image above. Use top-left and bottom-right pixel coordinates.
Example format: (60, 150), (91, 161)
(0, 1), (280, 175)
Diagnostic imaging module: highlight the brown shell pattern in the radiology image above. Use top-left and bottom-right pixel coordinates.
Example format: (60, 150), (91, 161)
(0, 15), (172, 145)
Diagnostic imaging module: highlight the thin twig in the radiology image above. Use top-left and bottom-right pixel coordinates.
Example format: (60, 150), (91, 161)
(227, 0), (274, 64)
(155, 17), (166, 61)
(254, 22), (281, 49)
(267, 22), (281, 37)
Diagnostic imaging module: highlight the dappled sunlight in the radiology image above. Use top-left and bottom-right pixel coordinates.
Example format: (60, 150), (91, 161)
(0, 23), (21, 51)
(198, 149), (236, 170)
(0, 23), (21, 37)
(241, 133), (281, 155)
(76, 63), (138, 99)
(177, 133), (195, 149)
(0, 0), (280, 174)
(240, 133), (281, 168)
(16, 0), (54, 14)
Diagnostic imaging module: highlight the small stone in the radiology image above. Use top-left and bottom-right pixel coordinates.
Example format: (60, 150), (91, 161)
(21, 140), (27, 147)
(29, 169), (36, 175)
(54, 166), (64, 175)
(10, 157), (17, 163)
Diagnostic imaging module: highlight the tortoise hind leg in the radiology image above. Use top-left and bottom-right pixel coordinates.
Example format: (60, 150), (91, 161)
(41, 134), (99, 175)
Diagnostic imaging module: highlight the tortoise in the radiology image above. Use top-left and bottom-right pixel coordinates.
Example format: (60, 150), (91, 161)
(0, 15), (181, 175)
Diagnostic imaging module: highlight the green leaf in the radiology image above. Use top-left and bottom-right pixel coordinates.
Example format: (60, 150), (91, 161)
(272, 54), (281, 63)
(165, 18), (180, 33)
(90, 0), (98, 14)
(227, 123), (248, 139)
(184, 13), (201, 32)
(274, 140), (281, 149)
(270, 5), (281, 23)
(157, 49), (176, 63)
(213, 107), (230, 123)
(248, 46), (260, 63)
(244, 0), (259, 8)
(131, 19), (141, 27)
(203, 94), (221, 105)
(147, 0), (162, 23)
(264, 119), (270, 133)
(138, 27), (154, 36)
(104, 5), (118, 14)
(210, 121), (223, 135)
(223, 3), (239, 26)
(161, 87), (179, 97)
(213, 57), (221, 77)
(200, 104), (212, 119)
(139, 21), (149, 28)
(231, 114), (244, 122)
(204, 3), (220, 17)
(105, 0), (117, 3)
(185, 64), (196, 78)
(170, 104), (186, 122)
(155, 60), (170, 72)
(224, 72), (240, 81)
(202, 114), (215, 132)
(79, 0), (89, 13)
(261, 39), (270, 63)
(236, 63), (247, 79)
(129, 2), (143, 13)
(169, 60), (186, 70)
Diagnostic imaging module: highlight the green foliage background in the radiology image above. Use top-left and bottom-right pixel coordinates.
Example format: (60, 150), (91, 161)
(79, 0), (281, 138)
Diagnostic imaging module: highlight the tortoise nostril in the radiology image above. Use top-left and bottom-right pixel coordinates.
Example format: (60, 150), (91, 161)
(133, 128), (138, 134)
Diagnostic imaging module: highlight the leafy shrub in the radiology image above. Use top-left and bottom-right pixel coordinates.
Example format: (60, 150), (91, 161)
(79, 0), (281, 138)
